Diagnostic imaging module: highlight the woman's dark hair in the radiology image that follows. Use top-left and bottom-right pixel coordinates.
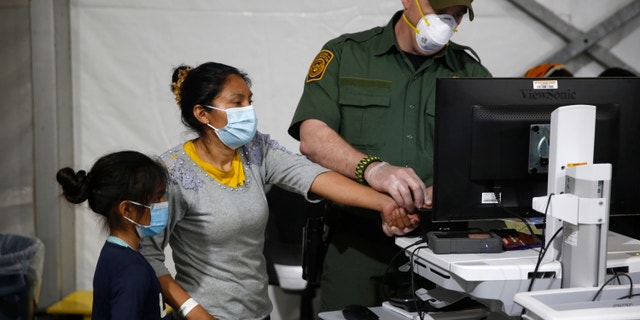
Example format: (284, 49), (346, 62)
(170, 62), (251, 135)
(56, 150), (168, 231)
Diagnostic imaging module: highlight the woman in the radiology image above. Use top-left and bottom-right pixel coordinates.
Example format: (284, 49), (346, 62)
(140, 62), (419, 320)
(56, 150), (169, 320)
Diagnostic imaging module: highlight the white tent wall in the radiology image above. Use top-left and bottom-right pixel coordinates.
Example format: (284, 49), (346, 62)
(1, 0), (638, 318)
(1, 2), (33, 236)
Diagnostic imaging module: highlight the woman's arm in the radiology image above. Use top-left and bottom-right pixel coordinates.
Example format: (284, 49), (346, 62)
(159, 274), (216, 320)
(309, 171), (420, 235)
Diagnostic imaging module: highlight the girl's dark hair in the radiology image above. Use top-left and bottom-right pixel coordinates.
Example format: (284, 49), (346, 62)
(56, 150), (167, 231)
(170, 62), (251, 135)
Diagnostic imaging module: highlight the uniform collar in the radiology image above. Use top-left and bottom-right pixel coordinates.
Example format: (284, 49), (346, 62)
(371, 11), (404, 56)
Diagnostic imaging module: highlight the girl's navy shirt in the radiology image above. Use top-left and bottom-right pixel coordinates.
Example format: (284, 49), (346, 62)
(92, 241), (166, 320)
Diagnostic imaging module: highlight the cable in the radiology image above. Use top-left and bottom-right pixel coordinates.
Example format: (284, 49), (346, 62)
(493, 190), (542, 245)
(381, 239), (428, 305)
(540, 193), (554, 250)
(592, 273), (634, 301)
(409, 245), (427, 320)
(610, 269), (622, 285)
(527, 226), (563, 292)
(525, 193), (557, 292)
(535, 194), (555, 265)
(520, 223), (563, 317)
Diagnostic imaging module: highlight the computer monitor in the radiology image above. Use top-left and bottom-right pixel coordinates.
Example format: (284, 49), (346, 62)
(432, 77), (640, 225)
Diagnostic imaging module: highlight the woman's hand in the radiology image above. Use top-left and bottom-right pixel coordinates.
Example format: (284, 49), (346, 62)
(380, 202), (420, 236)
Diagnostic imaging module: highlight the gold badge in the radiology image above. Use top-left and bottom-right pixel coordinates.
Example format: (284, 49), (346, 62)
(306, 50), (334, 83)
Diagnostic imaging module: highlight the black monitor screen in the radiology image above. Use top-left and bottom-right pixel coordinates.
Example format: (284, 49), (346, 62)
(432, 77), (640, 223)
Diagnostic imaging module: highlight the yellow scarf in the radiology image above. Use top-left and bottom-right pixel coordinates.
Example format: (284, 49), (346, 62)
(184, 140), (246, 187)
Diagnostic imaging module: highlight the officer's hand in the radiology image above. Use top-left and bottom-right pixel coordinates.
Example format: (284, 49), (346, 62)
(366, 162), (428, 212)
(424, 185), (433, 209)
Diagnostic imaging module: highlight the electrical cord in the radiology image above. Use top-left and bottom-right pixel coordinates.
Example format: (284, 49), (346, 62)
(409, 245), (428, 320)
(493, 192), (558, 292)
(493, 190), (542, 246)
(527, 225), (563, 292)
(494, 192), (559, 293)
(592, 273), (634, 301)
(539, 192), (554, 251)
(610, 270), (623, 285)
(520, 194), (560, 317)
(381, 239), (428, 309)
(616, 293), (640, 299)
(528, 193), (557, 292)
(520, 224), (563, 317)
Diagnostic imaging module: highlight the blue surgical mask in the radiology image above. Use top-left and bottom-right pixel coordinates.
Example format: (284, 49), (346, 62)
(124, 201), (169, 238)
(205, 105), (258, 149)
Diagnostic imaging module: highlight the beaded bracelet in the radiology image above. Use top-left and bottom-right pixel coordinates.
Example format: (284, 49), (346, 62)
(355, 155), (381, 184)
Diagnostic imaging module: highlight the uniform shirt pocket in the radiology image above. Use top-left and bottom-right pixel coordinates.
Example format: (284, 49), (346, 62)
(338, 77), (391, 150)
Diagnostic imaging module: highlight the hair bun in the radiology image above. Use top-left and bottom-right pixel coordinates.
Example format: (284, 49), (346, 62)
(171, 65), (192, 108)
(56, 167), (91, 204)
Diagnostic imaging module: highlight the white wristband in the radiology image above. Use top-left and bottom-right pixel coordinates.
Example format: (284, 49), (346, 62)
(365, 161), (389, 182)
(178, 298), (199, 318)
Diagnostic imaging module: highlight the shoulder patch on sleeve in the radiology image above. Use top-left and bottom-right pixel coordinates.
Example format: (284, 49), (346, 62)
(306, 49), (334, 83)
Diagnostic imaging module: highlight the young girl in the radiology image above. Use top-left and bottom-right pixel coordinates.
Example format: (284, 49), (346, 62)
(56, 150), (169, 320)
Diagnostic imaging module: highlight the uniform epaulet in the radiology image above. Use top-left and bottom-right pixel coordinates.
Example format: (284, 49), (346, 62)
(448, 42), (482, 63)
(329, 26), (384, 45)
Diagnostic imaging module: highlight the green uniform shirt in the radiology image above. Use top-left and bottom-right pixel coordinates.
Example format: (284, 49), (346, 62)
(289, 11), (492, 186)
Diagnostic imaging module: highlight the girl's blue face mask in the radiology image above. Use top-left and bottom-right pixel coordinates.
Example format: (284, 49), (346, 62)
(205, 105), (258, 149)
(124, 201), (169, 238)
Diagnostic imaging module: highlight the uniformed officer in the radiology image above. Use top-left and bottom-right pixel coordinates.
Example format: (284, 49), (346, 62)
(288, 0), (492, 311)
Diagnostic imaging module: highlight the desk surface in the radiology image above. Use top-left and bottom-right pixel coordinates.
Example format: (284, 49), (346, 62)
(396, 232), (640, 282)
(397, 232), (640, 317)
(396, 236), (560, 282)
